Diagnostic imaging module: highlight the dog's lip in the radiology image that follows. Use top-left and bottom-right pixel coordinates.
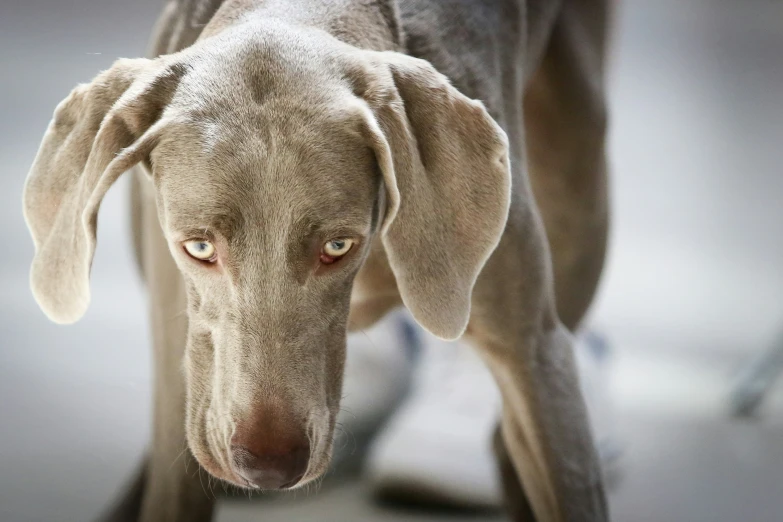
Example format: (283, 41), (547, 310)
(234, 473), (307, 491)
(230, 460), (324, 491)
(238, 477), (301, 491)
(202, 455), (313, 491)
(189, 446), (248, 487)
(208, 465), (246, 487)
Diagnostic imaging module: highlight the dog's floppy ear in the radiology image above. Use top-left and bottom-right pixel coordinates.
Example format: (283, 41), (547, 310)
(360, 52), (512, 340)
(23, 57), (186, 324)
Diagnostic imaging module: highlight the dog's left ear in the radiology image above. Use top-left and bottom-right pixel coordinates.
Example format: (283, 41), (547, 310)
(359, 52), (512, 340)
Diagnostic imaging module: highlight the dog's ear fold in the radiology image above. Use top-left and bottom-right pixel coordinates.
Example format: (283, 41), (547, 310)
(361, 52), (512, 340)
(23, 57), (187, 324)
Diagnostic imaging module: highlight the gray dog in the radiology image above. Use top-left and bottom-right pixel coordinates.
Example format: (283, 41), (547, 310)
(23, 0), (611, 520)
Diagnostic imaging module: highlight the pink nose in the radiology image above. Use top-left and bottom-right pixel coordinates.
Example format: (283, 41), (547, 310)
(230, 405), (310, 490)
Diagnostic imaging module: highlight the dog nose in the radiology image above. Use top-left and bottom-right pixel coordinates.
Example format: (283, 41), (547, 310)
(229, 405), (310, 490)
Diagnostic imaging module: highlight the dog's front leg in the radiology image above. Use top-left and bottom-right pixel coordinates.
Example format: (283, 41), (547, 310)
(137, 176), (215, 522)
(467, 209), (608, 522)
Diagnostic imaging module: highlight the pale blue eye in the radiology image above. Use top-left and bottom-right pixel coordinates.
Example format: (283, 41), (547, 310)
(184, 240), (216, 261)
(323, 238), (354, 257)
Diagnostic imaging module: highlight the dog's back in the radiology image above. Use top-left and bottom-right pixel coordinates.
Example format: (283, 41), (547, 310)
(398, 0), (560, 109)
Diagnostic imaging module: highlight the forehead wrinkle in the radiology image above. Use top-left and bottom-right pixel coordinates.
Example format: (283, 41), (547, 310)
(227, 152), (308, 274)
(161, 91), (376, 259)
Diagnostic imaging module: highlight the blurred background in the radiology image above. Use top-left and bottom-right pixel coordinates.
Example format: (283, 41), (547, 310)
(1, 0), (782, 521)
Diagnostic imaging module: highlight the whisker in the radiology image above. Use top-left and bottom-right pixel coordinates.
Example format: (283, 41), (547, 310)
(198, 467), (209, 498)
(168, 444), (191, 471)
(167, 307), (189, 322)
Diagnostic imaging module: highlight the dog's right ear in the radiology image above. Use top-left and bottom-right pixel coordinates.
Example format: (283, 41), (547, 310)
(23, 57), (187, 324)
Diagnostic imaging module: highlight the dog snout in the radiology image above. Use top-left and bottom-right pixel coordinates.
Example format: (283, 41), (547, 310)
(229, 406), (310, 490)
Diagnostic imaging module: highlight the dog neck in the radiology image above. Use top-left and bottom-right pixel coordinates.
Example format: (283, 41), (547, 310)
(199, 0), (405, 52)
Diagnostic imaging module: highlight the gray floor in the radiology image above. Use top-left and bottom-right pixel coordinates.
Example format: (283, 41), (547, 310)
(2, 1), (783, 521)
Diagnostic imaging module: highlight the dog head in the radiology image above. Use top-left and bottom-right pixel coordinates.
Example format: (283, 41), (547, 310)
(23, 21), (510, 489)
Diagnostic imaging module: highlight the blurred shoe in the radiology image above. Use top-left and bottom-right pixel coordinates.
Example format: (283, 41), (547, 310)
(365, 330), (503, 508)
(364, 323), (621, 510)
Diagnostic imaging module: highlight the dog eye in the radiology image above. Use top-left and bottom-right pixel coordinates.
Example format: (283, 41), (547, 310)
(184, 240), (217, 262)
(321, 238), (354, 264)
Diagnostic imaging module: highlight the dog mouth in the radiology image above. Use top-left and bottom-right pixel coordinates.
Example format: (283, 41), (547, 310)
(199, 449), (330, 492)
(189, 409), (334, 491)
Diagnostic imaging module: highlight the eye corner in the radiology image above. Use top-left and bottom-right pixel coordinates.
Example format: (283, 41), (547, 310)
(318, 252), (340, 265)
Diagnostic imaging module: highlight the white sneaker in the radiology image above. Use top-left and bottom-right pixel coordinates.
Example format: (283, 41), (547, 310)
(364, 328), (503, 508)
(364, 323), (620, 509)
